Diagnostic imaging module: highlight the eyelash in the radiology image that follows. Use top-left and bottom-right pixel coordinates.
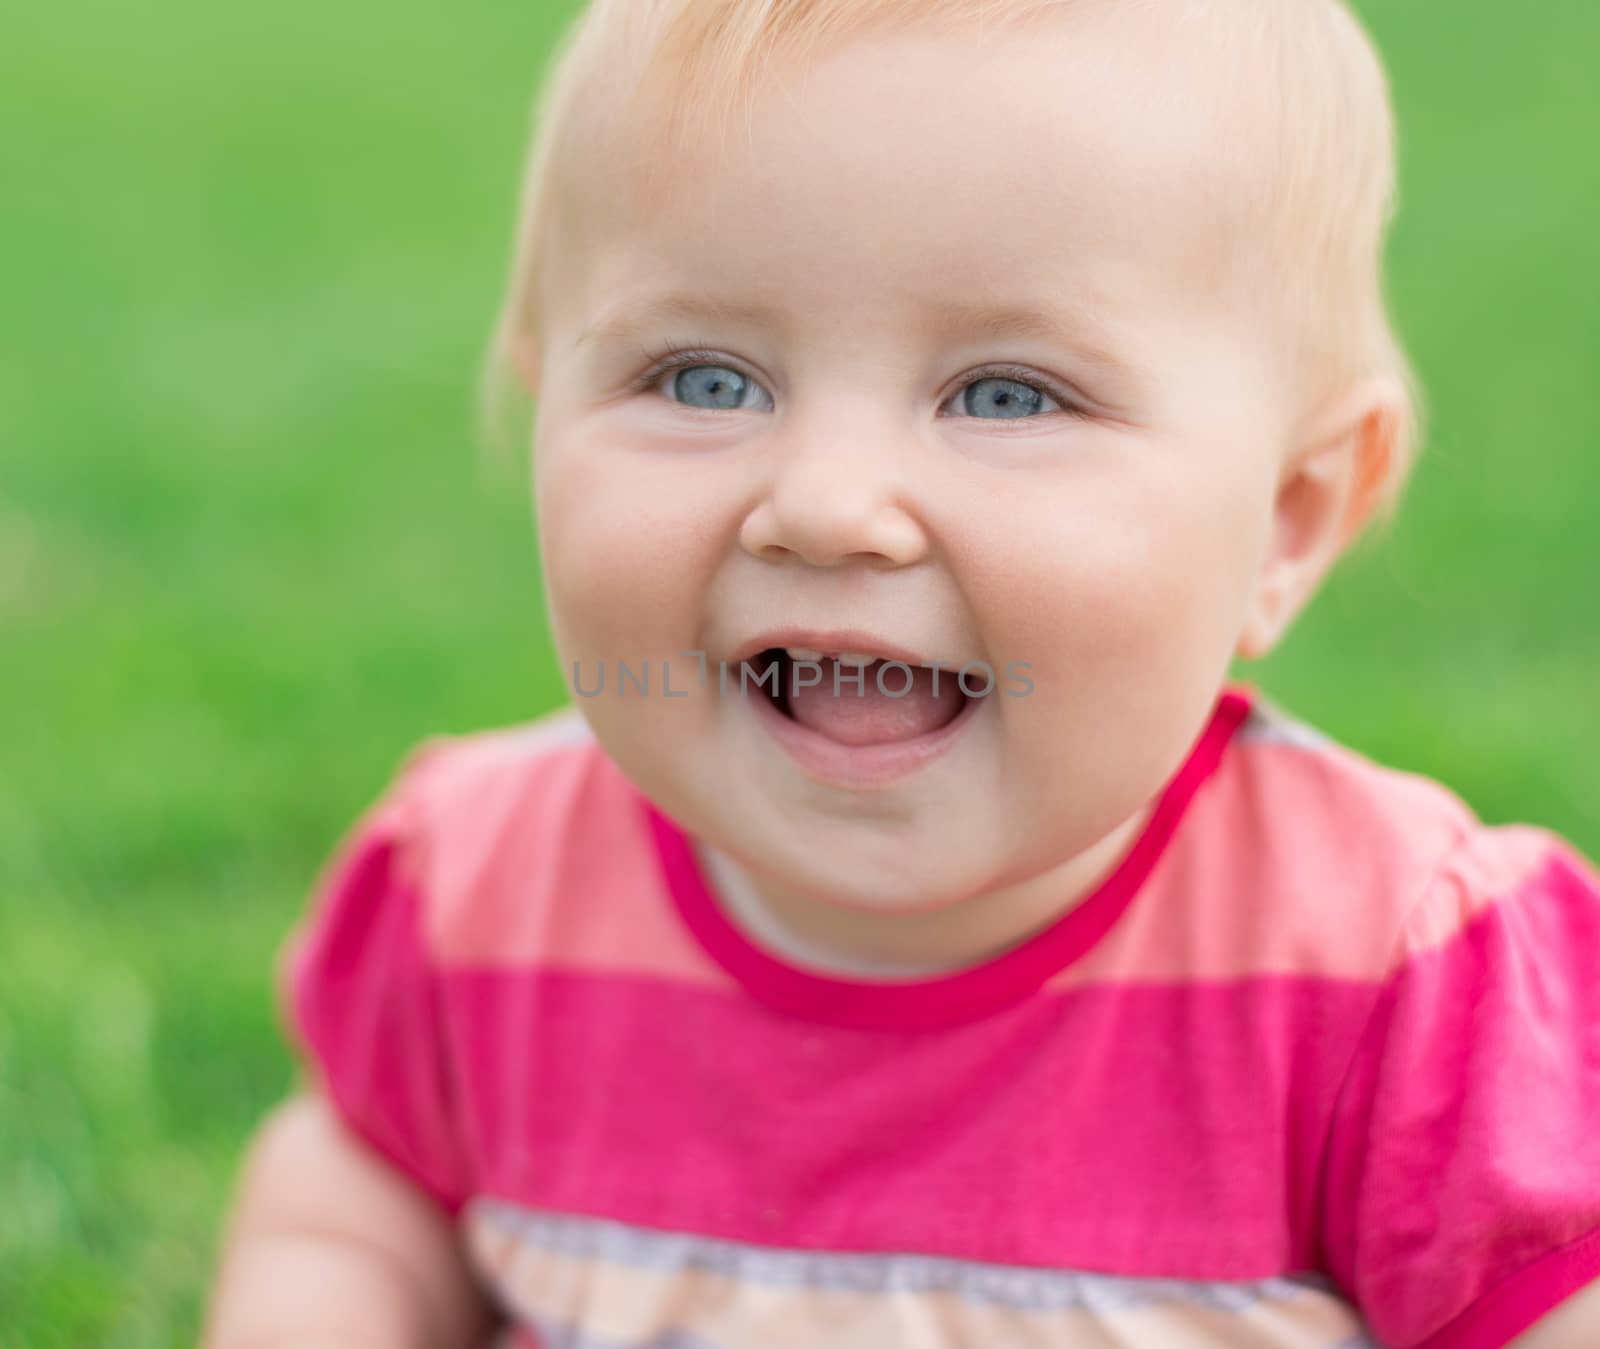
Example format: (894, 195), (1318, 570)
(627, 340), (1091, 420)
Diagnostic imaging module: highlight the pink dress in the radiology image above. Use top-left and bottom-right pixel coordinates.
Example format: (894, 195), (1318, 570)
(278, 685), (1600, 1348)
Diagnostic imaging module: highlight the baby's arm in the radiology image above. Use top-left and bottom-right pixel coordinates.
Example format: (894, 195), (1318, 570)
(202, 1089), (498, 1349)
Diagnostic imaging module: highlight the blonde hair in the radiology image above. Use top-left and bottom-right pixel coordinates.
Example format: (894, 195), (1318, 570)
(478, 0), (1424, 526)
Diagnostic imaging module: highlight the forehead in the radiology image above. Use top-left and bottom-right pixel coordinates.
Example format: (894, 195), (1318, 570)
(545, 11), (1265, 347)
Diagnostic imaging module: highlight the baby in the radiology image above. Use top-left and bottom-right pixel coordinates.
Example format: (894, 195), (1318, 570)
(202, 1), (1600, 1346)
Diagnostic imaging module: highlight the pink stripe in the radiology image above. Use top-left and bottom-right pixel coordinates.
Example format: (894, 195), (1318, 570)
(642, 688), (1254, 1030)
(415, 733), (737, 988)
(441, 965), (1370, 1279)
(1063, 736), (1497, 990)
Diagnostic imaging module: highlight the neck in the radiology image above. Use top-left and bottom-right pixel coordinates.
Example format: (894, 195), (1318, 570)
(697, 804), (1153, 978)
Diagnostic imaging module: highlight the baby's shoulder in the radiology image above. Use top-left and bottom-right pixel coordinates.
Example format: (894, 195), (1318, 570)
(1229, 694), (1481, 862)
(1191, 694), (1595, 976)
(390, 703), (605, 834)
(372, 706), (650, 962)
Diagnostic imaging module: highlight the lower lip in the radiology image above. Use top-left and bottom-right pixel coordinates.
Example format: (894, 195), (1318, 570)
(746, 675), (980, 788)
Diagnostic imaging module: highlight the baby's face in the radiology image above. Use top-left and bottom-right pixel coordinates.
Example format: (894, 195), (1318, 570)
(527, 15), (1301, 914)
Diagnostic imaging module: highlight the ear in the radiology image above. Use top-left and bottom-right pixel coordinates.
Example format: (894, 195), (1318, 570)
(1236, 374), (1407, 661)
(511, 329), (542, 397)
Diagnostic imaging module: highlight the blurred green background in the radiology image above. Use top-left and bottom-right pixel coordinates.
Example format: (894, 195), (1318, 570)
(1, 0), (1595, 1343)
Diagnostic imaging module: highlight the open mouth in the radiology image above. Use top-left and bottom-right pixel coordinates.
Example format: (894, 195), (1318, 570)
(742, 647), (974, 748)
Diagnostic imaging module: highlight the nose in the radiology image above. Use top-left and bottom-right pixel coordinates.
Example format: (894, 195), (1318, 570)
(738, 421), (930, 569)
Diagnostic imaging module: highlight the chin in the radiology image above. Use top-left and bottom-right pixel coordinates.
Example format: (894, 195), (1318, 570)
(760, 844), (984, 917)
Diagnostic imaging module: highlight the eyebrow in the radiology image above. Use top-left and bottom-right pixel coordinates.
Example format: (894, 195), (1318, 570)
(574, 292), (1139, 386)
(920, 298), (1137, 383)
(574, 295), (779, 351)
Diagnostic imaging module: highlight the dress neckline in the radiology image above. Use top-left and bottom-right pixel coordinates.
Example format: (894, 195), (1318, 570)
(641, 685), (1255, 1030)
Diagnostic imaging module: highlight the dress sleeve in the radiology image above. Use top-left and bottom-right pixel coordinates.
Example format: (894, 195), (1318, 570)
(273, 740), (475, 1218)
(1319, 824), (1600, 1348)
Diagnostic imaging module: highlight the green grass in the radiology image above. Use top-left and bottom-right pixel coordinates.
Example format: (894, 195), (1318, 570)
(2, 1), (1596, 1343)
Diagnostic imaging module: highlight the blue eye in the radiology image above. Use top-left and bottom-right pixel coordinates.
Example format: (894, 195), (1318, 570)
(961, 376), (1050, 420)
(670, 364), (763, 411)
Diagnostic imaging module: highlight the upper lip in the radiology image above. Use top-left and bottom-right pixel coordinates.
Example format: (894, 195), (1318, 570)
(731, 628), (954, 668)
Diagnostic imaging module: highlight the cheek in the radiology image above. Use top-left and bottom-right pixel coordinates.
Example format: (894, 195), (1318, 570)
(959, 460), (1267, 677)
(535, 443), (711, 652)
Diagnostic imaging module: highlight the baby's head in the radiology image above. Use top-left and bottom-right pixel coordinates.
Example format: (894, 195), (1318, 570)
(479, 0), (1422, 916)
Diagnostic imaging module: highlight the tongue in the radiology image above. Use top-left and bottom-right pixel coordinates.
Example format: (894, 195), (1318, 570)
(787, 658), (965, 746)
